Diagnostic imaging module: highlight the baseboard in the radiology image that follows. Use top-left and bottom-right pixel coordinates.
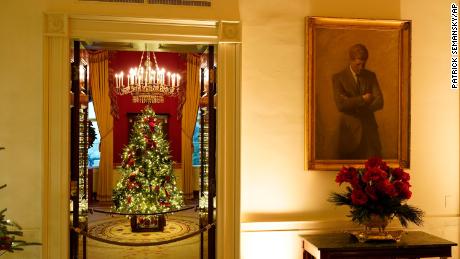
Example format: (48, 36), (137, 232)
(241, 216), (460, 233)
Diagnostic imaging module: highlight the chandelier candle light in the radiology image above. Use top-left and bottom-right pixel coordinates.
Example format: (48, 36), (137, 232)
(114, 50), (181, 104)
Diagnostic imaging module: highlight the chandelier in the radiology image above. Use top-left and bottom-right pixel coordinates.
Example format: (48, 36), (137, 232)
(114, 50), (181, 103)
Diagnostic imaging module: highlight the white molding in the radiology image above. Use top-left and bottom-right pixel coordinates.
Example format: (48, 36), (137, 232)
(44, 13), (69, 37)
(218, 21), (241, 43)
(69, 14), (220, 43)
(241, 216), (460, 233)
(43, 13), (241, 259)
(43, 12), (71, 258)
(70, 15), (218, 26)
(217, 43), (242, 259)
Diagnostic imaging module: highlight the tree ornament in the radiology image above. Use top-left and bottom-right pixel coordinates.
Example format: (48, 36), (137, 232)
(149, 121), (155, 131)
(127, 158), (135, 166)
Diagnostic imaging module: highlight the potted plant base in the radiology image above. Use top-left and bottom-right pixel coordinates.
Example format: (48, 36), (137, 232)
(348, 214), (404, 243)
(130, 215), (166, 232)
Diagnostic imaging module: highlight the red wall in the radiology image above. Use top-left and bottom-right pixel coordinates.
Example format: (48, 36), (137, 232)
(111, 51), (186, 164)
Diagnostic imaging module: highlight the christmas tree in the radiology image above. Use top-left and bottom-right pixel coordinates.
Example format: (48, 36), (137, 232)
(112, 106), (184, 229)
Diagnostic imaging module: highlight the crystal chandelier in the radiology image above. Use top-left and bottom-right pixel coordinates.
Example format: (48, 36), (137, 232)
(114, 50), (181, 103)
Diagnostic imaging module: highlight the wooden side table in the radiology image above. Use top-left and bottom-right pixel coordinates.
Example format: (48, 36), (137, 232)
(301, 231), (457, 259)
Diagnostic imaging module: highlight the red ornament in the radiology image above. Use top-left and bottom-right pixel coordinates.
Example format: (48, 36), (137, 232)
(144, 136), (156, 148)
(128, 158), (135, 166)
(0, 236), (13, 250)
(127, 196), (132, 204)
(165, 176), (171, 182)
(129, 172), (137, 181)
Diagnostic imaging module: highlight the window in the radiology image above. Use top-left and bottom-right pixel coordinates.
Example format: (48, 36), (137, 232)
(192, 110), (201, 166)
(87, 102), (101, 168)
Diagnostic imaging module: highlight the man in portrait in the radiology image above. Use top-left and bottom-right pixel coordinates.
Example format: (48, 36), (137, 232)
(332, 43), (384, 159)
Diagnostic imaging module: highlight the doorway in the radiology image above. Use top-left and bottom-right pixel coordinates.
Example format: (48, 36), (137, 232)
(69, 40), (217, 258)
(43, 14), (240, 259)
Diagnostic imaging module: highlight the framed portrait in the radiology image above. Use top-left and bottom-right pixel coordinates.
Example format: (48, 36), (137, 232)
(306, 17), (411, 170)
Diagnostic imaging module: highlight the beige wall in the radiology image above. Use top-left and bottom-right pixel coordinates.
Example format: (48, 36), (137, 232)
(0, 1), (46, 258)
(45, 0), (238, 21)
(1, 0), (459, 258)
(240, 0), (403, 222)
(240, 0), (459, 222)
(0, 0), (239, 258)
(240, 0), (459, 258)
(402, 0), (459, 217)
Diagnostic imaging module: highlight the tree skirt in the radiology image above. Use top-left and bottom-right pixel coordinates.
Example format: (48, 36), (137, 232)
(87, 215), (199, 245)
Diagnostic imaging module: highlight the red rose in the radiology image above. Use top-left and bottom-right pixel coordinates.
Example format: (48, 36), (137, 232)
(376, 179), (397, 197)
(365, 185), (378, 201)
(351, 188), (368, 205)
(365, 157), (383, 169)
(335, 167), (359, 186)
(394, 181), (412, 199)
(392, 168), (410, 182)
(362, 167), (387, 183)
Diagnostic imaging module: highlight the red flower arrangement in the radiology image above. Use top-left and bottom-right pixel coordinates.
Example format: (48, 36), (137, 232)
(329, 157), (424, 228)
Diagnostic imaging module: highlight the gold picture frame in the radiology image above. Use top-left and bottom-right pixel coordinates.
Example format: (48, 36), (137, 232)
(306, 17), (411, 170)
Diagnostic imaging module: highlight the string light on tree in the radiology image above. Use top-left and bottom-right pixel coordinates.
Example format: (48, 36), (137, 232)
(112, 106), (184, 231)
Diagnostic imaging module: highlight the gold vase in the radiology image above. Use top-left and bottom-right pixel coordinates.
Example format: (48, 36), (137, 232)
(363, 214), (390, 233)
(349, 214), (404, 243)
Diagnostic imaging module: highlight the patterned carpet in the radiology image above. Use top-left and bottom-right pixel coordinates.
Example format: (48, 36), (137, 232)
(88, 215), (200, 245)
(84, 233), (207, 259)
(83, 212), (207, 259)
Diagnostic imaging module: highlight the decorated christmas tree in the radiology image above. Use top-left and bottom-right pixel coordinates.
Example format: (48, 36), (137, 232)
(112, 106), (184, 231)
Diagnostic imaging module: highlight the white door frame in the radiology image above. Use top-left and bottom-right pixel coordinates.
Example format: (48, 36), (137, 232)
(43, 13), (241, 259)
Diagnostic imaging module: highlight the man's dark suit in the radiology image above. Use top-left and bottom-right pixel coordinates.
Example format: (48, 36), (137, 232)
(332, 67), (384, 159)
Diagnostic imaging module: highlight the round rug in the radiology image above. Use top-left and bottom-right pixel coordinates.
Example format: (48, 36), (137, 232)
(88, 215), (199, 245)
